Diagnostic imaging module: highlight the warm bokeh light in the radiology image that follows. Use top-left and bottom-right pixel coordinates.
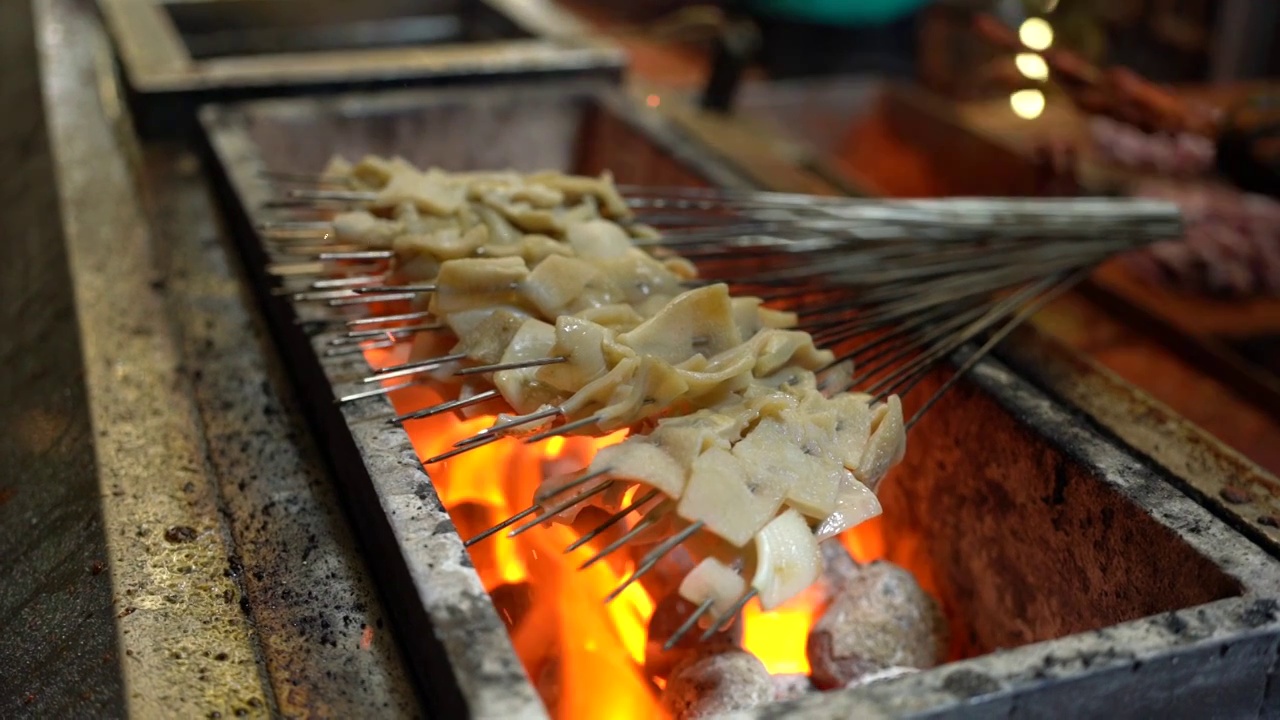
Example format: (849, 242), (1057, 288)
(1018, 17), (1054, 51)
(1014, 52), (1049, 81)
(1010, 89), (1047, 120)
(646, 94), (662, 108)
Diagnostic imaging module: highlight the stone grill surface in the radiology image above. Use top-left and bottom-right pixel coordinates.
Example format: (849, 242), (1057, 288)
(20, 0), (1280, 716)
(198, 82), (1280, 718)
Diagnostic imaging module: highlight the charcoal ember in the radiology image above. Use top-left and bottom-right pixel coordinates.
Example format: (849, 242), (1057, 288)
(450, 502), (499, 570)
(645, 593), (742, 683)
(533, 652), (562, 715)
(661, 650), (772, 719)
(806, 560), (947, 690)
(813, 540), (861, 606)
(638, 542), (698, 603)
(770, 673), (815, 702)
(488, 582), (533, 630)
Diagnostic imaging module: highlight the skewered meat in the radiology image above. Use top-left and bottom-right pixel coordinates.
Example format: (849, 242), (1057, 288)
(305, 156), (909, 615)
(1123, 179), (1280, 297)
(1089, 116), (1216, 177)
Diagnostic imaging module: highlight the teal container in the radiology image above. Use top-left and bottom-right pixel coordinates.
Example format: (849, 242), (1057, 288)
(742, 0), (933, 25)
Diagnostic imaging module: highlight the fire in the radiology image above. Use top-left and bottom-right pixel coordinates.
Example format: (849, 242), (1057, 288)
(360, 340), (896, 716)
(741, 584), (824, 675)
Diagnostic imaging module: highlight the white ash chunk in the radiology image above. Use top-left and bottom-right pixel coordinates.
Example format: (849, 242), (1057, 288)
(806, 560), (947, 690)
(661, 650), (772, 720)
(770, 673), (815, 702)
(844, 665), (918, 689)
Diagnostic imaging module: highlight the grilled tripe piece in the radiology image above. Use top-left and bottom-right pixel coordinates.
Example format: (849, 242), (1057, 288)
(303, 159), (909, 613)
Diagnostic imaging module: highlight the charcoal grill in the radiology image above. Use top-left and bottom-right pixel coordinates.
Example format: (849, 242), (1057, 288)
(11, 0), (1280, 717)
(199, 83), (1280, 717)
(97, 0), (625, 136)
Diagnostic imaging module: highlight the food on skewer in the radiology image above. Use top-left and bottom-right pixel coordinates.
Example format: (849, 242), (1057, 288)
(267, 155), (1179, 640)
(278, 156), (908, 623)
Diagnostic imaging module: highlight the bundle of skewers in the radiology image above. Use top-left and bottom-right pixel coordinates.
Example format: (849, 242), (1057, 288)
(975, 12), (1280, 297)
(261, 157), (1180, 646)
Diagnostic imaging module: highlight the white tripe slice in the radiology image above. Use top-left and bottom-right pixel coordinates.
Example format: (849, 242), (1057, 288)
(731, 297), (767, 338)
(814, 472), (882, 542)
(628, 223), (662, 240)
(331, 210), (400, 247)
(730, 297), (799, 338)
(819, 359), (855, 394)
(536, 316), (617, 393)
(678, 557), (746, 617)
(588, 441), (686, 498)
(855, 395), (906, 484)
(676, 447), (786, 547)
(351, 154), (397, 187)
(751, 508), (821, 611)
(617, 284), (742, 365)
(474, 204), (522, 245)
(748, 329), (836, 377)
(594, 356), (690, 431)
(649, 408), (751, 468)
(595, 249), (686, 307)
(481, 193), (563, 235)
(661, 255), (699, 281)
(393, 224), (487, 262)
(558, 357), (638, 420)
(674, 348), (756, 401)
(510, 183), (565, 208)
(429, 256), (530, 317)
(566, 219), (632, 260)
(521, 255), (604, 319)
(492, 319), (559, 414)
(375, 168), (467, 215)
(519, 234), (576, 265)
(451, 308), (530, 365)
(527, 170), (631, 219)
(730, 412), (845, 519)
(574, 304), (645, 332)
(452, 170), (524, 188)
(321, 155), (353, 180)
(827, 393), (875, 471)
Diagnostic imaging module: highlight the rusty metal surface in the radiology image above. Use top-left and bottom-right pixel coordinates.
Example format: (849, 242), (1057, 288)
(997, 325), (1280, 559)
(739, 353), (1280, 720)
(27, 0), (425, 716)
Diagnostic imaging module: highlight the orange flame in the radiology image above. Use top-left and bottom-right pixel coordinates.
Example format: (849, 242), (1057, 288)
(361, 340), (897, 717)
